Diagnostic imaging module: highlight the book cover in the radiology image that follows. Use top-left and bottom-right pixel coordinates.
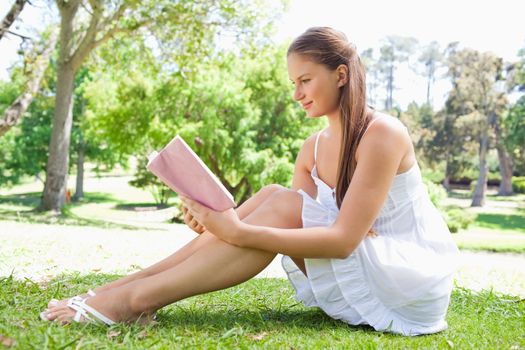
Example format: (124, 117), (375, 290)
(146, 135), (236, 211)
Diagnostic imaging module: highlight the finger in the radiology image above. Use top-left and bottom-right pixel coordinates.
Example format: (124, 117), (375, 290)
(184, 211), (193, 224)
(181, 206), (187, 214)
(190, 218), (199, 228)
(181, 196), (201, 212)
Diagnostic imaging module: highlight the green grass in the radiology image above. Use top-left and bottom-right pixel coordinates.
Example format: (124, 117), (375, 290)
(450, 209), (525, 253)
(454, 239), (525, 254)
(0, 191), (163, 230)
(473, 212), (525, 233)
(0, 275), (523, 349)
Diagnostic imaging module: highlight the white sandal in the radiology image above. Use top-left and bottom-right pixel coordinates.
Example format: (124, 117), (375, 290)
(66, 296), (115, 325)
(41, 291), (115, 325)
(48, 289), (96, 307)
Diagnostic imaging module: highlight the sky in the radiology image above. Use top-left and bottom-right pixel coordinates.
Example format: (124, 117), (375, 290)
(1, 0), (524, 109)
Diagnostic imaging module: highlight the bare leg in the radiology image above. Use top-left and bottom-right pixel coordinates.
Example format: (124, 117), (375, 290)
(48, 189), (304, 323)
(46, 184), (287, 308)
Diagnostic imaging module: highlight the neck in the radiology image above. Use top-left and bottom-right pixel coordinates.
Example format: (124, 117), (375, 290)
(325, 111), (342, 141)
(325, 106), (373, 140)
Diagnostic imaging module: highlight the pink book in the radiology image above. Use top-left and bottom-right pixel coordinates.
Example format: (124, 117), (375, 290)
(146, 135), (236, 211)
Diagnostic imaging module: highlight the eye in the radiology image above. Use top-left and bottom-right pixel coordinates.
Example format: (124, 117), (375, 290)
(301, 79), (311, 84)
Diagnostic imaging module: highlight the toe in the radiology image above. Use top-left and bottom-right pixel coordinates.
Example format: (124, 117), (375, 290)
(40, 310), (50, 321)
(55, 312), (73, 325)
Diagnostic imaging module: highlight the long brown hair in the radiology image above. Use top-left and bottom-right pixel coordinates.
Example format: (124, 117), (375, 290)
(288, 27), (371, 208)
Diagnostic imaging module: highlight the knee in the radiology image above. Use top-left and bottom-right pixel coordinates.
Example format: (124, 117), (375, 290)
(265, 188), (302, 220)
(259, 184), (286, 197)
(267, 187), (300, 204)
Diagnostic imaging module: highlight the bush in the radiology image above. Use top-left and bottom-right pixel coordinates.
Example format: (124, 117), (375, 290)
(444, 207), (475, 233)
(423, 178), (447, 208)
(512, 176), (525, 194)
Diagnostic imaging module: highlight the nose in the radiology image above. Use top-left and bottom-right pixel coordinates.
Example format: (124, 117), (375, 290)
(293, 85), (304, 101)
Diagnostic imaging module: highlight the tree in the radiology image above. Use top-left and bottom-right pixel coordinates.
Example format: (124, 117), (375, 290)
(0, 29), (58, 137)
(503, 46), (525, 176)
(446, 48), (507, 206)
(505, 96), (525, 175)
(0, 75), (55, 187)
(361, 48), (380, 107)
(0, 1), (58, 137)
(40, 0), (279, 212)
(416, 41), (443, 105)
(0, 0), (26, 40)
(377, 35), (417, 110)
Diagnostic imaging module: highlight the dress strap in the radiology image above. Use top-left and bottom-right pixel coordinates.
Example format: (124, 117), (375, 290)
(361, 115), (386, 140)
(314, 130), (323, 163)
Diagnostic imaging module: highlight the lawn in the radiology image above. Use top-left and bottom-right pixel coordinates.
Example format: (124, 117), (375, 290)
(1, 174), (524, 254)
(0, 275), (524, 349)
(443, 189), (525, 253)
(1, 174), (525, 348)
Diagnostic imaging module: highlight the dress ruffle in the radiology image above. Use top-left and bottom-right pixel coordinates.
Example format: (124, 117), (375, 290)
(282, 189), (454, 336)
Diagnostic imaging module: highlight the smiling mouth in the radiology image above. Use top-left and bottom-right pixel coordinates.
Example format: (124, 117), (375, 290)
(302, 101), (313, 109)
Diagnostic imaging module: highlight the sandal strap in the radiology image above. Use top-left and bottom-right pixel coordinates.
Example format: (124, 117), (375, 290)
(67, 297), (115, 325)
(67, 298), (93, 323)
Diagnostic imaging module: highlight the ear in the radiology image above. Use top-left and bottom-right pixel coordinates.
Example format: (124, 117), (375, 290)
(336, 64), (349, 87)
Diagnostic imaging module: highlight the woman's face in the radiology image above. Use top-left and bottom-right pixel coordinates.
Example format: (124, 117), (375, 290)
(287, 53), (343, 118)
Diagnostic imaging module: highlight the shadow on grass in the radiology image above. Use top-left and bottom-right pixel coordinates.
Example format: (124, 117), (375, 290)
(114, 202), (171, 211)
(0, 191), (43, 207)
(0, 191), (158, 231)
(486, 193), (525, 203)
(31, 274), (378, 334)
(0, 191), (118, 207)
(155, 307), (376, 334)
(447, 190), (471, 200)
(0, 207), (148, 230)
(475, 213), (525, 233)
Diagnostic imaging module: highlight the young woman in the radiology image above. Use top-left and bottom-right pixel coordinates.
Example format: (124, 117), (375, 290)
(41, 27), (459, 336)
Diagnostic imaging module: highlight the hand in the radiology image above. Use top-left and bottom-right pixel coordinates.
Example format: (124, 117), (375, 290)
(181, 204), (206, 234)
(367, 228), (378, 238)
(180, 196), (242, 244)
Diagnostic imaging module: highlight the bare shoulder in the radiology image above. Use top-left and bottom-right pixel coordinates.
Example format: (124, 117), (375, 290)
(373, 112), (408, 133)
(295, 131), (319, 170)
(357, 112), (410, 160)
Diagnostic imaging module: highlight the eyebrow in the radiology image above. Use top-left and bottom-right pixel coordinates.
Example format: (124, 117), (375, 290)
(290, 73), (310, 82)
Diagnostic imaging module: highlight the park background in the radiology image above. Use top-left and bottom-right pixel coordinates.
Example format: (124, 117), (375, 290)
(0, 0), (524, 349)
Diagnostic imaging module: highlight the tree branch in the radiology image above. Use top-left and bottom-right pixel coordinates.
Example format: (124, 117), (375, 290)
(70, 0), (104, 70)
(5, 29), (32, 41)
(92, 17), (152, 49)
(0, 0), (26, 41)
(0, 29), (58, 137)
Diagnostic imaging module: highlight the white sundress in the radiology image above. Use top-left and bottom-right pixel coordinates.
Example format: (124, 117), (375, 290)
(281, 118), (460, 336)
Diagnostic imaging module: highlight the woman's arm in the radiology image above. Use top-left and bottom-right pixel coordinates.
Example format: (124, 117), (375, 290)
(182, 121), (408, 259)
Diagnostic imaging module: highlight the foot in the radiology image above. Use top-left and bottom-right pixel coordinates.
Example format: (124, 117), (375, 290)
(47, 289), (97, 309)
(41, 296), (114, 325)
(41, 294), (156, 326)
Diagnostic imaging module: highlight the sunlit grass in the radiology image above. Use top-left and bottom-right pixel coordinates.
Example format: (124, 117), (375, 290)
(473, 212), (525, 233)
(0, 275), (523, 349)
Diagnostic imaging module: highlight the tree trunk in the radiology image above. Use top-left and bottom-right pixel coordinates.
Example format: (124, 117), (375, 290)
(0, 30), (58, 137)
(426, 70), (432, 105)
(41, 63), (75, 212)
(494, 117), (513, 195)
(386, 64), (393, 110)
(442, 158), (451, 191)
(73, 138), (85, 201)
(0, 0), (26, 40)
(471, 128), (489, 207)
(40, 1), (80, 212)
